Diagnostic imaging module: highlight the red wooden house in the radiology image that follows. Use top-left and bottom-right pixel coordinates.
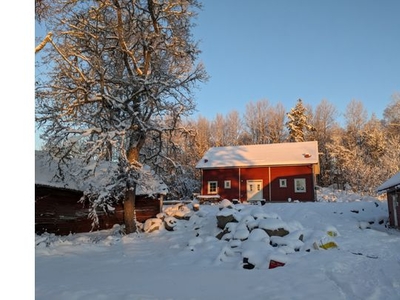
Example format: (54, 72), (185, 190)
(376, 171), (400, 228)
(195, 141), (320, 203)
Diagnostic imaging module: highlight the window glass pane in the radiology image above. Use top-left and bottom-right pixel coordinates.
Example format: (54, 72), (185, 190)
(208, 181), (218, 193)
(294, 178), (306, 193)
(224, 180), (231, 189)
(279, 179), (287, 188)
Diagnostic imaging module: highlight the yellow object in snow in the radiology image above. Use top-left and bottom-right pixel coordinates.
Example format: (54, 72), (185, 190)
(319, 241), (338, 250)
(327, 231), (337, 237)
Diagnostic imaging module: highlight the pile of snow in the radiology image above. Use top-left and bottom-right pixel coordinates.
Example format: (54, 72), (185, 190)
(36, 188), (400, 300)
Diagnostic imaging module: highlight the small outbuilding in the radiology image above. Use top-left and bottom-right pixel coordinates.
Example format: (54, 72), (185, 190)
(376, 171), (400, 228)
(35, 151), (167, 235)
(195, 141), (320, 203)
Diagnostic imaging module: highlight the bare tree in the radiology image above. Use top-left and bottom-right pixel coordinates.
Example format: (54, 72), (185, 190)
(267, 102), (286, 143)
(35, 0), (207, 233)
(243, 99), (271, 144)
(308, 99), (338, 186)
(327, 101), (392, 194)
(211, 113), (226, 147)
(383, 93), (400, 137)
(344, 99), (368, 139)
(35, 0), (51, 22)
(191, 115), (212, 160)
(224, 110), (243, 146)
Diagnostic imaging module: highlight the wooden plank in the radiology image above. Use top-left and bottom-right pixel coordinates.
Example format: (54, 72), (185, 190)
(35, 185), (162, 235)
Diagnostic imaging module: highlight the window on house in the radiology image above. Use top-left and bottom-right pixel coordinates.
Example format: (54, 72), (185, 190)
(224, 180), (231, 189)
(294, 178), (306, 193)
(208, 181), (218, 194)
(279, 179), (287, 188)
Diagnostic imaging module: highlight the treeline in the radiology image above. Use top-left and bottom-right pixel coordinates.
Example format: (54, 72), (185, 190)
(150, 96), (400, 199)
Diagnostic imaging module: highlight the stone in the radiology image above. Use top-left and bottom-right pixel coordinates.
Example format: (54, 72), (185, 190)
(264, 228), (289, 237)
(216, 214), (237, 229)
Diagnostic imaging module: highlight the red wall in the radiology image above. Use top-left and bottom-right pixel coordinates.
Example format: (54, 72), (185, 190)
(270, 166), (315, 201)
(201, 168), (240, 200)
(201, 165), (315, 202)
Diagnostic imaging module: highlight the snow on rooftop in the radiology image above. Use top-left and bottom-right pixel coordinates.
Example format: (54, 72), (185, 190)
(195, 141), (319, 169)
(376, 171), (400, 193)
(35, 151), (168, 195)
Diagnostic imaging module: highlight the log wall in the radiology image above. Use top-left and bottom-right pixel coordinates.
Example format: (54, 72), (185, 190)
(35, 185), (162, 235)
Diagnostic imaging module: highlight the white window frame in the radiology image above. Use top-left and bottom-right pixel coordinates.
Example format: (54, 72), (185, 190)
(224, 180), (231, 189)
(279, 178), (287, 188)
(208, 181), (218, 194)
(294, 178), (306, 193)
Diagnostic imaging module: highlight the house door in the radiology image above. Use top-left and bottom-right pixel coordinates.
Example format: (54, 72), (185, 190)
(247, 180), (263, 201)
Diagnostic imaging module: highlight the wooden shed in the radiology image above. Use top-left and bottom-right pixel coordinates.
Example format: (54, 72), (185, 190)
(376, 171), (400, 228)
(35, 151), (167, 235)
(195, 141), (320, 203)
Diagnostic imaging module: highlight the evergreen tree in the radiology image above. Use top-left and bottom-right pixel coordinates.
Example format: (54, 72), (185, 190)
(286, 99), (315, 142)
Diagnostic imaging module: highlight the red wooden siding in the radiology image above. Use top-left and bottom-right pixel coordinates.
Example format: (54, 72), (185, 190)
(201, 168), (240, 200)
(269, 166), (315, 201)
(201, 165), (316, 202)
(238, 167), (269, 201)
(35, 185), (162, 235)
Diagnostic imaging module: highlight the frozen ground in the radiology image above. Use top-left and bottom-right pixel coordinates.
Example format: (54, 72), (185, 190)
(35, 188), (400, 300)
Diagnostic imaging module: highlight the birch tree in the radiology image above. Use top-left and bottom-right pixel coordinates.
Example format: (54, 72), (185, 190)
(211, 113), (226, 147)
(267, 102), (286, 143)
(224, 110), (243, 146)
(243, 99), (271, 144)
(383, 93), (400, 137)
(308, 99), (338, 186)
(35, 0), (207, 233)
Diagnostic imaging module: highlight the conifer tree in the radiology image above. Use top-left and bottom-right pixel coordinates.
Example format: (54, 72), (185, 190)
(286, 99), (315, 142)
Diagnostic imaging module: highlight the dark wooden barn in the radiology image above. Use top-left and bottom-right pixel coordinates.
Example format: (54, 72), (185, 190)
(35, 151), (167, 235)
(376, 171), (400, 228)
(195, 141), (320, 203)
(35, 184), (163, 235)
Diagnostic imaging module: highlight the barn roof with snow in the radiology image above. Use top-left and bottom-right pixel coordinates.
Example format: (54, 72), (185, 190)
(35, 151), (168, 195)
(376, 171), (400, 194)
(195, 141), (319, 169)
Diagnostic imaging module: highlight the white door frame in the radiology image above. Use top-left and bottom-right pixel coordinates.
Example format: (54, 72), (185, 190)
(246, 180), (263, 201)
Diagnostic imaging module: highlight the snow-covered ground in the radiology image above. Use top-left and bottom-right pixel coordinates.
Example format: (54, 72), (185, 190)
(35, 188), (400, 300)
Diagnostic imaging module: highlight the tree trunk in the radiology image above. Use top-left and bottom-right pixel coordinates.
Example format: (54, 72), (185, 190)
(123, 183), (137, 234)
(123, 146), (142, 234)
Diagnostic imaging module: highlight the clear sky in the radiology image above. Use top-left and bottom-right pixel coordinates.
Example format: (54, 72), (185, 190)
(191, 0), (400, 121)
(33, 0), (400, 149)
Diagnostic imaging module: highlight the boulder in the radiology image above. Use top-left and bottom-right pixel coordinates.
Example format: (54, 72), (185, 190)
(143, 218), (163, 233)
(216, 213), (237, 229)
(164, 216), (178, 231)
(264, 228), (290, 237)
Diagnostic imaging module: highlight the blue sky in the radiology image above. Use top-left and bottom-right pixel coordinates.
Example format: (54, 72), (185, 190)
(34, 0), (400, 148)
(191, 0), (400, 121)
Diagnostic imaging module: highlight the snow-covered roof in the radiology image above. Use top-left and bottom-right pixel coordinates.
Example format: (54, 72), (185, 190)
(35, 151), (168, 195)
(195, 141), (319, 169)
(376, 171), (400, 193)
